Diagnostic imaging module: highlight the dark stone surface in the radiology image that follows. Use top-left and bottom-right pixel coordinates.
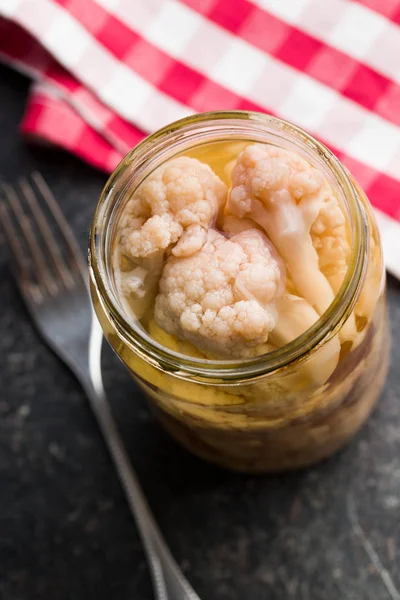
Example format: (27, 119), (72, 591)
(1, 64), (400, 600)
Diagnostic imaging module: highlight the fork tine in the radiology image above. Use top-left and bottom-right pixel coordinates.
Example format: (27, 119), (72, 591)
(32, 172), (85, 271)
(0, 201), (30, 277)
(1, 181), (57, 296)
(0, 198), (44, 304)
(20, 176), (74, 290)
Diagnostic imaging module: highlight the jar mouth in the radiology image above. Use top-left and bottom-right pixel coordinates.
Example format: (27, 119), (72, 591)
(89, 111), (368, 382)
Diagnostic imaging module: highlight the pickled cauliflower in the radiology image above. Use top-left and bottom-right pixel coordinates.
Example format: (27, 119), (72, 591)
(154, 229), (285, 357)
(119, 156), (227, 259)
(311, 194), (350, 294)
(226, 144), (348, 316)
(114, 156), (227, 317)
(114, 143), (354, 364)
(271, 294), (340, 383)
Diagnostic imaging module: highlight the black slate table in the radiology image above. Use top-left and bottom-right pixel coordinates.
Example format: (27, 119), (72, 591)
(1, 64), (400, 600)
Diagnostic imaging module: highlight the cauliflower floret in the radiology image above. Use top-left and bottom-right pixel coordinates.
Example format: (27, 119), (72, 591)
(227, 144), (336, 316)
(311, 194), (350, 293)
(119, 156), (227, 259)
(119, 265), (149, 298)
(115, 156), (227, 317)
(113, 247), (163, 319)
(154, 229), (285, 357)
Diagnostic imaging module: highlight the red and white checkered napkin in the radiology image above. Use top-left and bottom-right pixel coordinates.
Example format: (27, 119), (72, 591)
(1, 0), (400, 277)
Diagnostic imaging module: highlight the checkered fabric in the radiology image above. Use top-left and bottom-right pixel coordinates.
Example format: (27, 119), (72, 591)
(0, 0), (400, 275)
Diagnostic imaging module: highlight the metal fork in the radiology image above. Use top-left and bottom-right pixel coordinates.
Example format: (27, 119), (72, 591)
(0, 173), (201, 600)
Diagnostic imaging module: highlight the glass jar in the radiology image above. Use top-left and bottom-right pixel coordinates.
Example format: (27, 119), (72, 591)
(89, 111), (389, 473)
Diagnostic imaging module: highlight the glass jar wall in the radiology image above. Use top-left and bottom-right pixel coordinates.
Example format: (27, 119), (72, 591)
(89, 112), (389, 473)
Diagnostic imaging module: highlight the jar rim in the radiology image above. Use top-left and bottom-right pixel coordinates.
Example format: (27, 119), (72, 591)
(89, 110), (368, 382)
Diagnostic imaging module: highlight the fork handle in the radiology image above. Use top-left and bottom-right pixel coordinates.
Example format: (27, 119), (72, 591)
(83, 315), (201, 600)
